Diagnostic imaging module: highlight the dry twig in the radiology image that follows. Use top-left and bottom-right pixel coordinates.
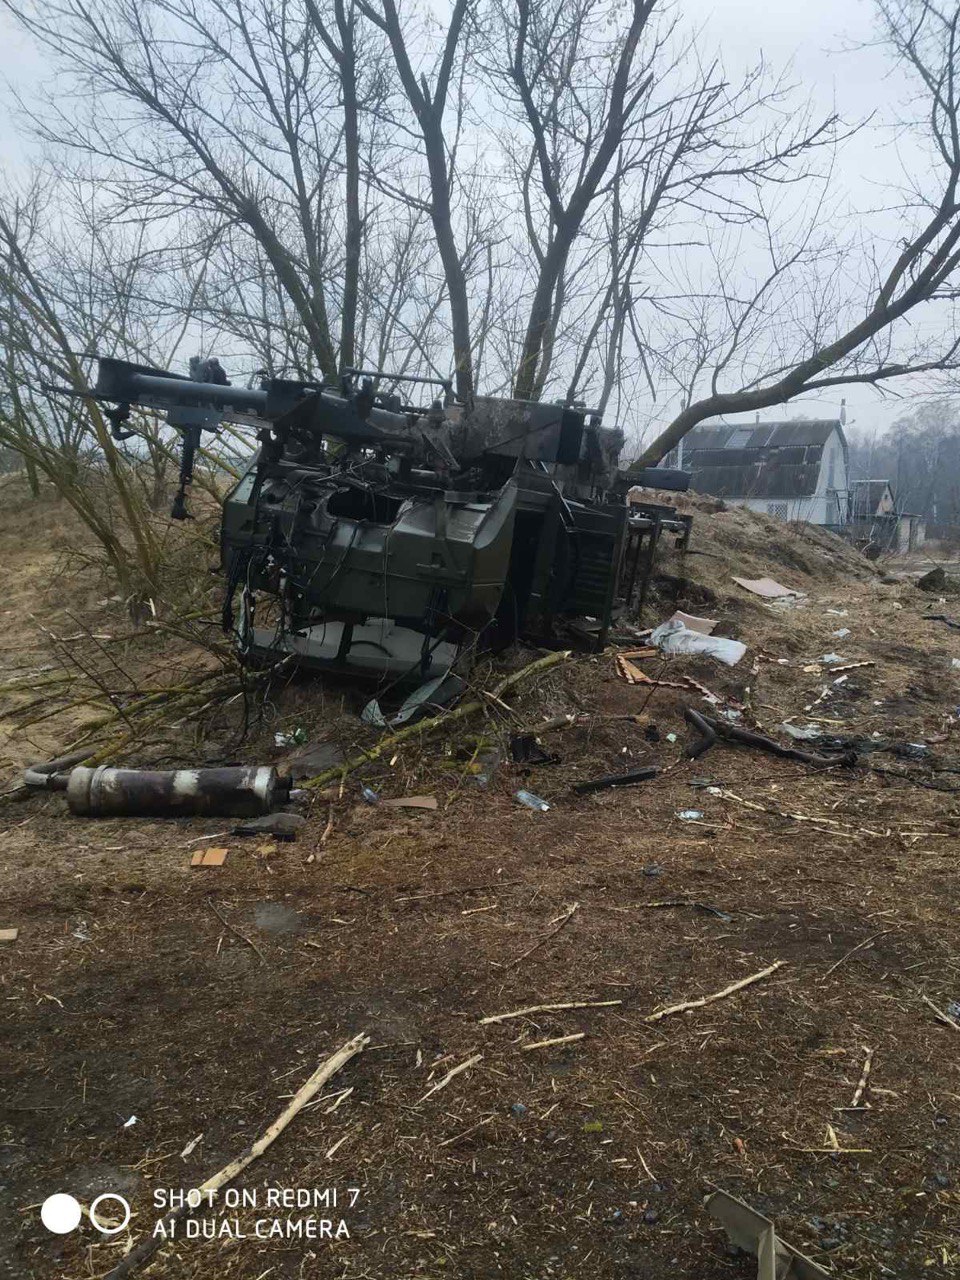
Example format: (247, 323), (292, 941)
(521, 1032), (585, 1052)
(417, 1053), (483, 1105)
(480, 999), (621, 1025)
(644, 960), (786, 1024)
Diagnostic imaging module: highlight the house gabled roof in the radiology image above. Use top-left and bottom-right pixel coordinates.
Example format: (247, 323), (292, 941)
(677, 419), (845, 500)
(850, 478), (895, 515)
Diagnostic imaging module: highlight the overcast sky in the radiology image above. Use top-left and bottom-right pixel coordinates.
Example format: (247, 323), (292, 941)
(0, 0), (939, 437)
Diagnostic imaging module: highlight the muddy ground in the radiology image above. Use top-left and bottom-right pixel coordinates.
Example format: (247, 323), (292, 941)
(2, 488), (960, 1280)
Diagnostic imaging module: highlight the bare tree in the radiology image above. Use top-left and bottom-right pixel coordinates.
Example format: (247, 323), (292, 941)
(633, 0), (960, 464)
(4, 0), (392, 378)
(355, 0), (478, 398)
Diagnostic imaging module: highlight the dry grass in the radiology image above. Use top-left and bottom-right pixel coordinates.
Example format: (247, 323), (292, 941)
(2, 493), (960, 1280)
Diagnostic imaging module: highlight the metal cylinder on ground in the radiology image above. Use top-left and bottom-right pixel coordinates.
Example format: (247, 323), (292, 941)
(65, 765), (283, 818)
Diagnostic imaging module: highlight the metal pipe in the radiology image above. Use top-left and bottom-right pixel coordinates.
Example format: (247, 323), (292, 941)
(128, 373), (269, 413)
(65, 765), (283, 818)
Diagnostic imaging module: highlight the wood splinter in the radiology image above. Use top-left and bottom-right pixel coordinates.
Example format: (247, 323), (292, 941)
(850, 1046), (874, 1109)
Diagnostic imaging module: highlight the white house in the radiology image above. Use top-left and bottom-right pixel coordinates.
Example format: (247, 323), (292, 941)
(666, 419), (849, 528)
(848, 479), (926, 554)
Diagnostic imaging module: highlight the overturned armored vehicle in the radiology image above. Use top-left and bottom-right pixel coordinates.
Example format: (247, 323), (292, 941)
(93, 358), (690, 679)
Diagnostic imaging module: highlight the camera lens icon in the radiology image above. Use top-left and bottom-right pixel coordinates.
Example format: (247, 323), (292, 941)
(40, 1192), (131, 1235)
(90, 1193), (132, 1235)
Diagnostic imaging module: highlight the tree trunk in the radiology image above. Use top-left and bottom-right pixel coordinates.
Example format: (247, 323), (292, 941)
(337, 0), (361, 372)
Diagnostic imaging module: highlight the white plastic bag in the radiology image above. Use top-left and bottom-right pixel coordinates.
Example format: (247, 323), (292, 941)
(649, 618), (746, 666)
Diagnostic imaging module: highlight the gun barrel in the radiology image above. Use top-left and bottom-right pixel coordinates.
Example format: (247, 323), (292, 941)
(118, 370), (268, 416)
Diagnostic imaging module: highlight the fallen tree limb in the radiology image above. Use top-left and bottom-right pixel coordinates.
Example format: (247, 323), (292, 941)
(301, 650), (573, 790)
(644, 960), (786, 1023)
(103, 1032), (369, 1280)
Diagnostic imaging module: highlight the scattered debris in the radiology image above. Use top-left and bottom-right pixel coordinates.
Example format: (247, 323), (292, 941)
(190, 847), (229, 867)
(380, 796), (439, 810)
(780, 722), (823, 741)
(732, 576), (801, 599)
(572, 765), (658, 795)
(274, 727), (307, 747)
(644, 959), (786, 1023)
(705, 1187), (830, 1279)
(233, 811), (307, 839)
(684, 709), (857, 767)
(927, 612), (960, 632)
(849, 1046), (875, 1108)
(360, 785), (380, 805)
(361, 673), (466, 729)
(515, 789), (550, 811)
(179, 1133), (203, 1159)
(300, 650), (573, 791)
(0, 927), (19, 943)
(831, 627), (851, 638)
(479, 999), (623, 1025)
(509, 732), (560, 765)
(650, 618), (746, 666)
(676, 809), (705, 821)
(123, 1115), (138, 1128)
(283, 740), (344, 779)
(507, 902), (579, 967)
(630, 899), (732, 922)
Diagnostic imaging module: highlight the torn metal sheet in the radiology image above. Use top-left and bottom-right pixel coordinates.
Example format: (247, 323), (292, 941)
(361, 673), (466, 729)
(705, 1188), (830, 1279)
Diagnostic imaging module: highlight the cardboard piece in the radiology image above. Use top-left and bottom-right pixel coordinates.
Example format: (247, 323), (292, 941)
(380, 796), (439, 810)
(0, 928), (19, 942)
(732, 576), (800, 599)
(191, 847), (229, 867)
(667, 610), (718, 635)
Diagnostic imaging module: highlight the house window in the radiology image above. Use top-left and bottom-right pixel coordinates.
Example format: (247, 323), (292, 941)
(767, 501), (788, 520)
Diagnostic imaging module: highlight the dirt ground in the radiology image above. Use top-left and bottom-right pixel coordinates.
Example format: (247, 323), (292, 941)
(3, 487), (960, 1280)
